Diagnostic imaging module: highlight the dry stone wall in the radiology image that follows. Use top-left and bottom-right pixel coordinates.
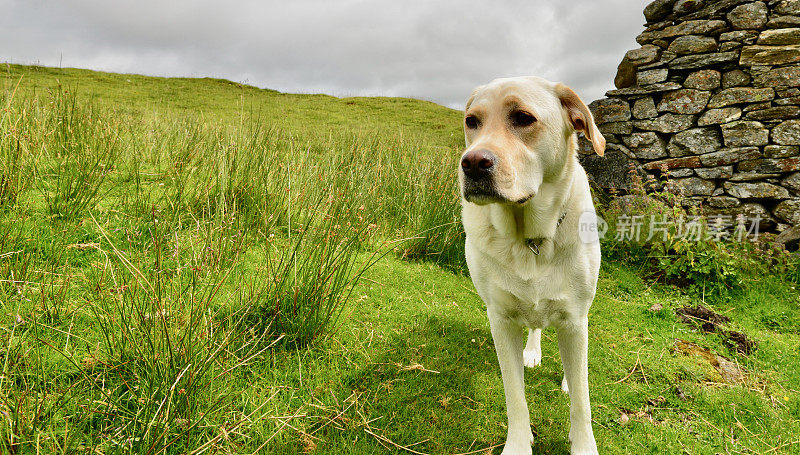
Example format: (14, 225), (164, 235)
(579, 0), (800, 231)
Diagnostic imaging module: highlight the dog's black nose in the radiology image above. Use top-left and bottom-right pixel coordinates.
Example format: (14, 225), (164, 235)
(461, 150), (495, 179)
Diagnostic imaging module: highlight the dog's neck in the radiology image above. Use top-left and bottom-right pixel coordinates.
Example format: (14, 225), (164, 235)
(488, 160), (575, 244)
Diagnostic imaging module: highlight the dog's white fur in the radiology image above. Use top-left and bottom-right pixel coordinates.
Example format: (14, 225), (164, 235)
(460, 77), (605, 455)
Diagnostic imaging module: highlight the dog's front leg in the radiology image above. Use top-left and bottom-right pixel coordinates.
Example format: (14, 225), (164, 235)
(557, 318), (598, 455)
(488, 309), (532, 455)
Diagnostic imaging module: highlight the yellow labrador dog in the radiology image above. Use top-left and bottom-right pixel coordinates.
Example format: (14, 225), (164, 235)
(460, 77), (605, 455)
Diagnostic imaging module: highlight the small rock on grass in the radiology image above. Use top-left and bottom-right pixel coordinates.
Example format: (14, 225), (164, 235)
(674, 339), (745, 384)
(775, 225), (800, 249)
(674, 385), (687, 401)
(649, 303), (663, 311)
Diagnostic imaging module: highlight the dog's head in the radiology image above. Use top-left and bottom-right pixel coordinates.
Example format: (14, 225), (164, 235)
(459, 77), (605, 205)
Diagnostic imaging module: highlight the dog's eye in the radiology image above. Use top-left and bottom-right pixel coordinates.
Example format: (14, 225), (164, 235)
(511, 111), (536, 127)
(465, 115), (479, 129)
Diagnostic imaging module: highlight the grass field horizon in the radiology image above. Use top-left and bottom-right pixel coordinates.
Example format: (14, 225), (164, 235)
(1, 62), (799, 454)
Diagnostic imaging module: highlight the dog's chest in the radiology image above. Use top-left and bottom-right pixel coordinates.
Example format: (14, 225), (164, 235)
(468, 234), (576, 328)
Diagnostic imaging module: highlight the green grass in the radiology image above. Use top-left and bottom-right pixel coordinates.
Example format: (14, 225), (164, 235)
(1, 63), (799, 454)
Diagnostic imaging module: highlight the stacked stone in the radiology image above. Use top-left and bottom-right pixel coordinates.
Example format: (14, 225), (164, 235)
(580, 0), (800, 231)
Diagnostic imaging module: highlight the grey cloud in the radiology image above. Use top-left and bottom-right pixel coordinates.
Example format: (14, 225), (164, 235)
(2, 0), (649, 108)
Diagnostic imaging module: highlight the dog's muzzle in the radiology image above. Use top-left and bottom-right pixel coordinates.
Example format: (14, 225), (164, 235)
(460, 149), (501, 203)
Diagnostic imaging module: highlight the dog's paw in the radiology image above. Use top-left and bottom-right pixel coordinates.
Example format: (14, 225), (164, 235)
(561, 376), (569, 394)
(500, 440), (533, 455)
(569, 443), (598, 455)
(500, 431), (533, 455)
(569, 428), (597, 455)
(501, 447), (532, 455)
(523, 349), (541, 368)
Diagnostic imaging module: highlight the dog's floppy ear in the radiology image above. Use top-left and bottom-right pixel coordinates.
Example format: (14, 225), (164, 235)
(555, 83), (605, 156)
(465, 87), (480, 110)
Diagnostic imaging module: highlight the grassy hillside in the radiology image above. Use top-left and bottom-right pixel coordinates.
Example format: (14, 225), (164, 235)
(1, 63), (799, 454)
(2, 63), (461, 147)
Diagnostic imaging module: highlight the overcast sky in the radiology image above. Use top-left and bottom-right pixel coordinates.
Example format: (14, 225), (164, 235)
(2, 0), (650, 109)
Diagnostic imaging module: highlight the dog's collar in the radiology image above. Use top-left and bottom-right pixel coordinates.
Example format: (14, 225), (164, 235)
(525, 211), (567, 255)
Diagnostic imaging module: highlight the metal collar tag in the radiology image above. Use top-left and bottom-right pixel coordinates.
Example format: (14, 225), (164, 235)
(524, 211), (567, 256)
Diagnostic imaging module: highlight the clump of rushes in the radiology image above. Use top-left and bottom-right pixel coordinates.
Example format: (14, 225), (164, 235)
(0, 77), (31, 209)
(35, 86), (121, 220)
(398, 152), (465, 272)
(11, 212), (270, 454)
(251, 166), (384, 347)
